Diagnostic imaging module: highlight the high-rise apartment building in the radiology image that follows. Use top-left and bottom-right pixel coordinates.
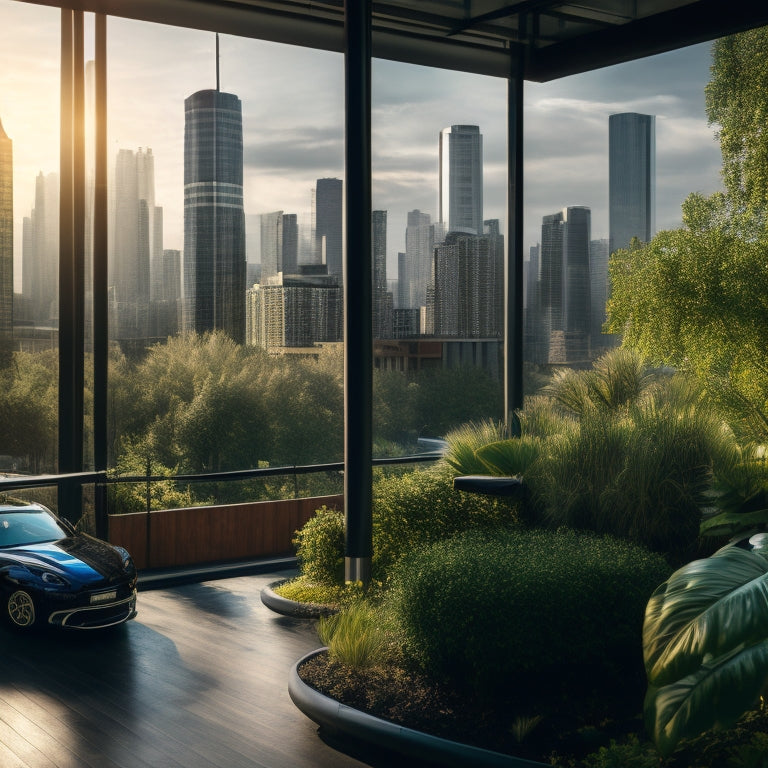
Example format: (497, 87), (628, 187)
(432, 226), (503, 338)
(314, 178), (342, 280)
(183, 88), (246, 343)
(0, 118), (11, 338)
(589, 238), (612, 352)
(538, 206), (592, 364)
(372, 210), (392, 339)
(246, 269), (342, 350)
(609, 112), (655, 254)
(439, 125), (483, 235)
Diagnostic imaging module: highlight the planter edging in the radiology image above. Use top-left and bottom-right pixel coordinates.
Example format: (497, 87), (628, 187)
(260, 580), (339, 618)
(289, 648), (550, 768)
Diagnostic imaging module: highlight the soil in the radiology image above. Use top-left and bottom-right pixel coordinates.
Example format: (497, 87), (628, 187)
(299, 653), (768, 767)
(297, 652), (648, 766)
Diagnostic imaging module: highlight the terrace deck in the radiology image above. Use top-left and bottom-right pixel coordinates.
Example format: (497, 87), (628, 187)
(0, 570), (388, 768)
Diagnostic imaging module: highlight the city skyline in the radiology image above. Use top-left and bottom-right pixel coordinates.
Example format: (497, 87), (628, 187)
(1, 2), (724, 294)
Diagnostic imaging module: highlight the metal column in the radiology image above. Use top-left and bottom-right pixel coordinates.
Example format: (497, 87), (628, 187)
(58, 10), (85, 522)
(505, 49), (525, 422)
(343, 0), (373, 585)
(93, 15), (109, 538)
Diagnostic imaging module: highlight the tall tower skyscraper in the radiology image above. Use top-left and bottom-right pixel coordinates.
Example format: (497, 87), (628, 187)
(183, 88), (246, 343)
(372, 210), (392, 339)
(0, 117), (12, 338)
(314, 178), (342, 280)
(404, 209), (432, 310)
(22, 171), (58, 326)
(112, 148), (155, 341)
(282, 213), (298, 275)
(439, 125), (483, 235)
(538, 206), (591, 364)
(260, 210), (283, 283)
(609, 113), (655, 253)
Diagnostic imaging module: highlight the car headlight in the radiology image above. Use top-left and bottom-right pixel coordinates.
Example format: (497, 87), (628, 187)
(41, 571), (69, 587)
(114, 546), (135, 572)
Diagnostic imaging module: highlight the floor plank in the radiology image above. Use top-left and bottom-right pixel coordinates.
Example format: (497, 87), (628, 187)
(0, 570), (377, 768)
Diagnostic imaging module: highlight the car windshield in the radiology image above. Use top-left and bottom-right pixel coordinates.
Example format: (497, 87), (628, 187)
(0, 510), (68, 548)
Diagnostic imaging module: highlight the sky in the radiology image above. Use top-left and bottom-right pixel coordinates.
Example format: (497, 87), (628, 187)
(0, 1), (724, 292)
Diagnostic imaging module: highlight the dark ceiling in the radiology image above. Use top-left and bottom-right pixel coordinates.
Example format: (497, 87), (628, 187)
(17, 0), (768, 80)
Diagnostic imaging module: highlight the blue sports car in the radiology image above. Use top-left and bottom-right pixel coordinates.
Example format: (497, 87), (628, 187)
(0, 501), (137, 630)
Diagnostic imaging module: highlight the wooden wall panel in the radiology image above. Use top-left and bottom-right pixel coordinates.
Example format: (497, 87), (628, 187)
(107, 495), (343, 570)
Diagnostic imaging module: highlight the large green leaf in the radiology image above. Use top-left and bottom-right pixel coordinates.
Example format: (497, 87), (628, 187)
(643, 546), (768, 756)
(645, 639), (768, 757)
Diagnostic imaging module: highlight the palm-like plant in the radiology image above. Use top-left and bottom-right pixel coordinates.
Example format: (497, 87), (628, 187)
(643, 544), (768, 757)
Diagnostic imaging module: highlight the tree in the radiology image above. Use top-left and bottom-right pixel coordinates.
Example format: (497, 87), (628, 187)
(607, 30), (768, 441)
(706, 27), (768, 216)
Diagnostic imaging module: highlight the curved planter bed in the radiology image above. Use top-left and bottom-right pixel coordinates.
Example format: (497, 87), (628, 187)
(289, 649), (549, 768)
(260, 580), (339, 619)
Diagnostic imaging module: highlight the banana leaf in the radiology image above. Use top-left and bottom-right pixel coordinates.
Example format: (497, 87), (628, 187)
(643, 546), (768, 756)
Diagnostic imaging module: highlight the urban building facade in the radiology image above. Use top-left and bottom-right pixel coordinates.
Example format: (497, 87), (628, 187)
(609, 112), (655, 253)
(183, 88), (246, 343)
(535, 206), (592, 364)
(372, 210), (392, 339)
(22, 171), (58, 327)
(439, 124), (483, 235)
(432, 227), (503, 339)
(0, 117), (11, 339)
(314, 177), (342, 280)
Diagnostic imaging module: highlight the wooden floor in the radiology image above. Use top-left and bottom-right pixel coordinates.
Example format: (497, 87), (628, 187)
(0, 570), (381, 768)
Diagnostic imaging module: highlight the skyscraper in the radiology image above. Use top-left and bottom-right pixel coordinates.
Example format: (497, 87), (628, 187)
(538, 206), (592, 363)
(372, 210), (392, 339)
(314, 178), (343, 280)
(0, 118), (11, 338)
(112, 148), (155, 341)
(282, 213), (298, 276)
(404, 209), (432, 310)
(432, 227), (503, 338)
(609, 112), (655, 253)
(183, 88), (246, 343)
(22, 171), (58, 326)
(260, 210), (283, 283)
(439, 125), (483, 235)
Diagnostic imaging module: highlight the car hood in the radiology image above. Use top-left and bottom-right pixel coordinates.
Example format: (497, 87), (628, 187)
(4, 534), (127, 584)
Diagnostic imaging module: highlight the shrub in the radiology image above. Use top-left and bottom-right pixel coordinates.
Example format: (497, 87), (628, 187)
(292, 506), (345, 585)
(443, 419), (509, 476)
(317, 602), (392, 668)
(371, 464), (519, 580)
(387, 527), (671, 705)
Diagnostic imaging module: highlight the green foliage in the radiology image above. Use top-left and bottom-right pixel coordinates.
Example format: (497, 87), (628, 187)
(643, 545), (768, 757)
(580, 734), (661, 768)
(371, 464), (518, 579)
(273, 575), (348, 608)
(317, 601), (392, 668)
(607, 200), (768, 442)
(292, 506), (345, 586)
(701, 442), (768, 538)
(107, 436), (197, 513)
(0, 350), (58, 473)
(388, 528), (671, 703)
(443, 419), (509, 475)
(706, 27), (768, 215)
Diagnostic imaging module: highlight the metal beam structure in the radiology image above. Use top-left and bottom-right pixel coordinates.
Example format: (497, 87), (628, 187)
(343, 0), (373, 586)
(58, 9), (85, 522)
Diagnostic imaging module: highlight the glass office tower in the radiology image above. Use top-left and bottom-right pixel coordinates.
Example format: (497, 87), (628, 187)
(609, 112), (655, 253)
(183, 89), (246, 343)
(439, 124), (483, 236)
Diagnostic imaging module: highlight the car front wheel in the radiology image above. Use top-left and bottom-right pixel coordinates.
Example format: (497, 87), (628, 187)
(6, 589), (37, 629)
